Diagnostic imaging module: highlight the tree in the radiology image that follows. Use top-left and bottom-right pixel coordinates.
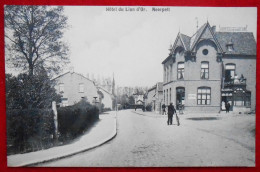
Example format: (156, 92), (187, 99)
(6, 70), (61, 109)
(5, 6), (69, 76)
(128, 95), (135, 105)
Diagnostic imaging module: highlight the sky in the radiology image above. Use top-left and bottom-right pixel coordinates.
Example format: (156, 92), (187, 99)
(44, 7), (257, 87)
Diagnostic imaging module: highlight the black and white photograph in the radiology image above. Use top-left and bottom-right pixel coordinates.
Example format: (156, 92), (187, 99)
(5, 6), (256, 167)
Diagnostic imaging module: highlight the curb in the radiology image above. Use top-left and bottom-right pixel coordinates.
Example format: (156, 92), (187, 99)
(14, 112), (118, 167)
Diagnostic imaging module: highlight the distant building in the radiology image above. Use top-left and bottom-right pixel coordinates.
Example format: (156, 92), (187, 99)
(145, 82), (163, 113)
(133, 94), (144, 105)
(52, 70), (98, 107)
(97, 87), (114, 110)
(162, 22), (256, 112)
(96, 75), (116, 110)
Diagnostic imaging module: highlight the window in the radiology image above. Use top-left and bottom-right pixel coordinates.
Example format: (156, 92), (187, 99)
(167, 66), (169, 82)
(201, 62), (209, 79)
(59, 83), (64, 93)
(169, 65), (172, 81)
(169, 88), (171, 103)
(61, 98), (68, 107)
(79, 83), (84, 93)
(226, 40), (234, 52)
(202, 49), (208, 55)
(197, 87), (211, 105)
(177, 62), (184, 79)
(166, 89), (168, 105)
(225, 64), (236, 81)
(164, 90), (165, 103)
(164, 67), (166, 82)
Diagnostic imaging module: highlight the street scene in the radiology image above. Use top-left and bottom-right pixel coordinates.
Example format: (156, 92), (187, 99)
(4, 6), (256, 167)
(36, 110), (255, 167)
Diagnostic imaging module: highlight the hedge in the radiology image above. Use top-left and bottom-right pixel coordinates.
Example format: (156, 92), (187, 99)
(57, 99), (99, 142)
(6, 99), (99, 155)
(6, 109), (55, 155)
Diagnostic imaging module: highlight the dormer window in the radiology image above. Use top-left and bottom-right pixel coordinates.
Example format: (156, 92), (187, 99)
(226, 39), (234, 52)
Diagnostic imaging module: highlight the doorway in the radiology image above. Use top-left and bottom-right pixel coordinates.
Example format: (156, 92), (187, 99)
(176, 87), (185, 110)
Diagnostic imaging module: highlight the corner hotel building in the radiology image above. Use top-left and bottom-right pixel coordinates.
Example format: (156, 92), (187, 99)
(162, 22), (256, 112)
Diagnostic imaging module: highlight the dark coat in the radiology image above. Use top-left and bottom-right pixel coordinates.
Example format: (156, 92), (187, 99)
(168, 104), (176, 115)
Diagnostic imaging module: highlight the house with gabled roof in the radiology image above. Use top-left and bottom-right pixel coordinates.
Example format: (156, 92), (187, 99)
(162, 22), (256, 112)
(145, 82), (163, 113)
(52, 69), (99, 107)
(97, 86), (114, 110)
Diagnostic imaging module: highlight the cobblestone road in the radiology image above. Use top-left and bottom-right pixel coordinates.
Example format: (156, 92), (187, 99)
(38, 110), (255, 167)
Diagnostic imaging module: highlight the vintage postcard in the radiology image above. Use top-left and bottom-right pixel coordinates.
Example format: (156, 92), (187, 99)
(4, 6), (256, 167)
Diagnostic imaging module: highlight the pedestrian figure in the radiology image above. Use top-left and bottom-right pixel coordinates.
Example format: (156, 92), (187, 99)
(135, 106), (137, 111)
(162, 104), (166, 115)
(167, 103), (176, 125)
(225, 102), (230, 113)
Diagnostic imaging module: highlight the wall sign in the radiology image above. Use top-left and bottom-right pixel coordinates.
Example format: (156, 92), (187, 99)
(188, 94), (196, 100)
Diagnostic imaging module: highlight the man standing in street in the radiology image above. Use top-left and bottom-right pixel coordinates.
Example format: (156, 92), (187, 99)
(167, 103), (176, 125)
(162, 104), (166, 115)
(225, 102), (231, 113)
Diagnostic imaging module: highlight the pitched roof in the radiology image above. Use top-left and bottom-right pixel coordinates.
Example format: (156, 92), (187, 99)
(190, 23), (207, 49)
(214, 32), (256, 55)
(162, 22), (256, 64)
(97, 86), (113, 96)
(148, 85), (156, 92)
(52, 71), (95, 84)
(180, 33), (191, 51)
(162, 54), (172, 64)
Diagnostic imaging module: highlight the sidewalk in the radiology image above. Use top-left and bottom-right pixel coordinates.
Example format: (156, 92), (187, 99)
(7, 111), (117, 167)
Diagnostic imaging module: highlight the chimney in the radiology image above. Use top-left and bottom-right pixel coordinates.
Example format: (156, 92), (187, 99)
(211, 25), (216, 33)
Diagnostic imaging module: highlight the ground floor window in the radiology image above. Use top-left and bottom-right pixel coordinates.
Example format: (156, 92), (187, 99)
(163, 90), (165, 103)
(197, 87), (211, 105)
(233, 91), (251, 107)
(176, 87), (185, 110)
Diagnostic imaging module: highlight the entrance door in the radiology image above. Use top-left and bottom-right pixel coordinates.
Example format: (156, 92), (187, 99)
(176, 87), (185, 110)
(221, 94), (233, 111)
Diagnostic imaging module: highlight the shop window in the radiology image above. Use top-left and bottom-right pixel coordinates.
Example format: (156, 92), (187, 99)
(197, 87), (211, 105)
(201, 62), (209, 79)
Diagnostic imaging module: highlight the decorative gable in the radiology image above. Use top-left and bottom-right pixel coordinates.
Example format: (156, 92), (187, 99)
(191, 23), (223, 54)
(171, 33), (186, 54)
(176, 36), (183, 48)
(200, 26), (214, 40)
